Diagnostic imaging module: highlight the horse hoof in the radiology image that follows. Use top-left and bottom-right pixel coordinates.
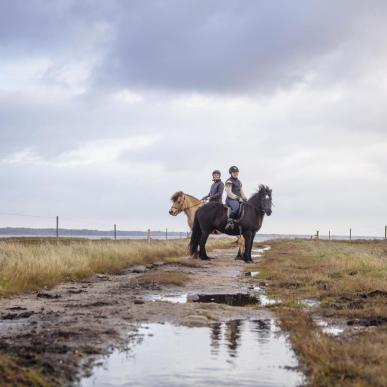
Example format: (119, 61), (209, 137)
(200, 256), (211, 260)
(234, 256), (243, 260)
(243, 258), (253, 263)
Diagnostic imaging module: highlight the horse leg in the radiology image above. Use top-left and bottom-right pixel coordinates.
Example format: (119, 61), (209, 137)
(235, 235), (244, 260)
(248, 232), (257, 262)
(199, 231), (211, 260)
(242, 230), (253, 263)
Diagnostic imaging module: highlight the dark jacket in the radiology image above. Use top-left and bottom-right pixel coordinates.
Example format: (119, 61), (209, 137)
(207, 180), (224, 203)
(225, 177), (242, 197)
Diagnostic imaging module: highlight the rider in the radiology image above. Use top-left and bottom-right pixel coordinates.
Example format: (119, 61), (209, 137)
(202, 170), (224, 203)
(225, 166), (247, 230)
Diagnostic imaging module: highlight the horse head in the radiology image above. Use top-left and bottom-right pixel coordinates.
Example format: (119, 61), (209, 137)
(259, 185), (273, 216)
(248, 185), (273, 216)
(169, 191), (185, 216)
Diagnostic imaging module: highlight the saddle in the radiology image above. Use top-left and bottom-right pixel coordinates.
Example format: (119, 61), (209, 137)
(224, 202), (246, 223)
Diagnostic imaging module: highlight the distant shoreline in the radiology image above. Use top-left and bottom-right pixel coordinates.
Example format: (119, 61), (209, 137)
(0, 227), (384, 241)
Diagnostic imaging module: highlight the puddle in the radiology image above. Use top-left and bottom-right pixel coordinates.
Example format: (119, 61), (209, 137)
(299, 298), (320, 308)
(81, 320), (304, 387)
(0, 319), (27, 330)
(245, 271), (260, 277)
(193, 293), (259, 306)
(147, 294), (189, 304)
(315, 319), (344, 336)
(147, 292), (279, 307)
(258, 294), (280, 306)
(251, 246), (271, 257)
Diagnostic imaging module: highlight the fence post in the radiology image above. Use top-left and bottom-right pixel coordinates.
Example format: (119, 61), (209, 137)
(186, 231), (189, 239)
(328, 230), (331, 241)
(385, 225), (386, 240)
(165, 228), (168, 241)
(316, 230), (319, 240)
(114, 224), (117, 240)
(350, 228), (352, 242)
(147, 229), (151, 244)
(56, 216), (59, 243)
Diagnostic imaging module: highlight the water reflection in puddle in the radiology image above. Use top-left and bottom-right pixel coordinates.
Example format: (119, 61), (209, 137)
(193, 293), (259, 306)
(258, 295), (279, 306)
(316, 320), (344, 336)
(245, 271), (260, 277)
(299, 298), (320, 308)
(81, 320), (304, 387)
(251, 246), (271, 257)
(148, 294), (189, 304)
(147, 292), (280, 307)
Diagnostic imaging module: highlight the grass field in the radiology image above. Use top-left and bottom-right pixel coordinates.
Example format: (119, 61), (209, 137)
(249, 239), (387, 387)
(0, 237), (231, 296)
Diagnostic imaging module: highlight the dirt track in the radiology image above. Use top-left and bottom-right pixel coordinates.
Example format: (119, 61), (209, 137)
(0, 246), (275, 385)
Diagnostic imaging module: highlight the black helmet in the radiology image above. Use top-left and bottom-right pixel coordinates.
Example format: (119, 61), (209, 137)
(229, 166), (239, 174)
(212, 170), (221, 175)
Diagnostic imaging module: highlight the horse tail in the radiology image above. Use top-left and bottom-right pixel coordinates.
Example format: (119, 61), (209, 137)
(189, 213), (201, 255)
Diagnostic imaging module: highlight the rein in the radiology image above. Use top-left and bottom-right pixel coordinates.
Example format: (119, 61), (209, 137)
(170, 194), (202, 214)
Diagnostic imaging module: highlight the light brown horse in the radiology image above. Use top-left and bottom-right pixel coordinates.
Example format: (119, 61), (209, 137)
(169, 191), (203, 229)
(169, 191), (245, 259)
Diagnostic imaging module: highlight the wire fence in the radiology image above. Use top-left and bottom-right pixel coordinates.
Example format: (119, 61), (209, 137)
(311, 227), (387, 241)
(0, 212), (386, 243)
(0, 212), (190, 242)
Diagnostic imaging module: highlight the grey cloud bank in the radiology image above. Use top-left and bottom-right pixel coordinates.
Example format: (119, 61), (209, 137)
(0, 1), (386, 236)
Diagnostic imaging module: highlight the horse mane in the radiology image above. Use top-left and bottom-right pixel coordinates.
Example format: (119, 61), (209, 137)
(171, 191), (184, 201)
(170, 191), (200, 202)
(248, 185), (271, 203)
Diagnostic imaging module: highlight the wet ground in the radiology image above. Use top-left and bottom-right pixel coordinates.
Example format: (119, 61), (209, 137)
(81, 320), (303, 387)
(0, 245), (304, 386)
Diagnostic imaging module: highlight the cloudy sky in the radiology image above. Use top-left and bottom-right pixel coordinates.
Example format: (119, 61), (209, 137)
(0, 0), (386, 236)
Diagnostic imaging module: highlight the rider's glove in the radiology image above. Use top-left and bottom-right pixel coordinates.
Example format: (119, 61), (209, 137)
(201, 196), (208, 201)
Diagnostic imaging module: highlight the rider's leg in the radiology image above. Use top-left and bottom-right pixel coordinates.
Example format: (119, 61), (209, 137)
(225, 199), (239, 230)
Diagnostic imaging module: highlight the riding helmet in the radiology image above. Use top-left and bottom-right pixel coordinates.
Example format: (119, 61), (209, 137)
(212, 170), (221, 176)
(229, 166), (239, 174)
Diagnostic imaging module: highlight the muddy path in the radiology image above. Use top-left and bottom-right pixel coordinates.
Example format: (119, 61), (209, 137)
(0, 245), (302, 386)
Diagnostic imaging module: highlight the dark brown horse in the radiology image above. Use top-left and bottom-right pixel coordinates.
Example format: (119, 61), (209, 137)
(189, 185), (272, 262)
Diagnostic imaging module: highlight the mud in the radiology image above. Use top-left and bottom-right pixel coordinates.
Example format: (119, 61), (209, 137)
(0, 244), (302, 385)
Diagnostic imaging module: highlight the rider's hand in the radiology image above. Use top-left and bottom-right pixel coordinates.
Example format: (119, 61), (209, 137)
(238, 197), (243, 203)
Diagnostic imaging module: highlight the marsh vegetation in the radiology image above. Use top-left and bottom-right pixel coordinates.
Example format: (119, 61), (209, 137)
(248, 239), (387, 386)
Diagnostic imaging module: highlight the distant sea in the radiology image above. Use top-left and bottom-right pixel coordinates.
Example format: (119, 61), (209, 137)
(0, 231), (384, 242)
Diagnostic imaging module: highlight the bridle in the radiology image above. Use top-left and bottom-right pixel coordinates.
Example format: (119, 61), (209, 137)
(170, 194), (202, 215)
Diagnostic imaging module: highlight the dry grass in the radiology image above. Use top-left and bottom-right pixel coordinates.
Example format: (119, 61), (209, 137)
(0, 353), (49, 387)
(253, 239), (387, 386)
(0, 238), (231, 296)
(257, 239), (387, 314)
(278, 308), (387, 387)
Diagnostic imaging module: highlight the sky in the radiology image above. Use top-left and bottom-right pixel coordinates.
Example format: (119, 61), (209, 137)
(0, 0), (386, 236)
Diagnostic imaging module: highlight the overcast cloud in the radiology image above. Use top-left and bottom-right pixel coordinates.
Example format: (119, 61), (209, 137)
(0, 0), (386, 236)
